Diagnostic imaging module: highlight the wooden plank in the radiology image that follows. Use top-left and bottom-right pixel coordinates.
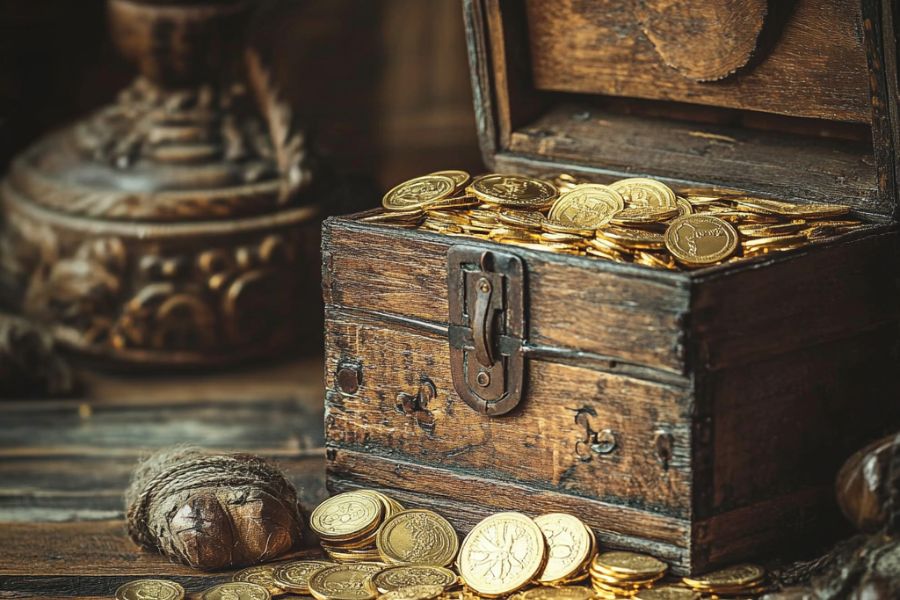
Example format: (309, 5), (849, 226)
(522, 0), (870, 123)
(324, 315), (693, 514)
(505, 104), (883, 215)
(0, 520), (323, 598)
(323, 218), (691, 372)
(327, 449), (692, 571)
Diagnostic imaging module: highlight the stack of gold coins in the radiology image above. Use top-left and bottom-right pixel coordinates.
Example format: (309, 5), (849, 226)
(367, 171), (870, 271)
(272, 560), (336, 596)
(534, 513), (597, 585)
(309, 490), (403, 562)
(376, 509), (460, 567)
(682, 564), (767, 597)
(590, 551), (668, 598)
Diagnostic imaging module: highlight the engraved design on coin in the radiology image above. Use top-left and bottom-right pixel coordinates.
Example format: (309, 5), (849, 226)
(378, 509), (459, 566)
(273, 561), (335, 593)
(383, 175), (455, 211)
(379, 584), (445, 600)
(534, 513), (591, 583)
(610, 178), (677, 210)
(200, 582), (270, 600)
(471, 174), (558, 208)
(115, 580), (186, 600)
(308, 564), (382, 600)
(458, 512), (545, 596)
(373, 566), (457, 593)
(665, 215), (738, 265)
(548, 184), (625, 229)
(310, 492), (381, 538)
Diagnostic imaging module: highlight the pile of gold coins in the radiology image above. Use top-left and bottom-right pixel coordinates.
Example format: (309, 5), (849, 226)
(115, 490), (770, 600)
(363, 170), (870, 270)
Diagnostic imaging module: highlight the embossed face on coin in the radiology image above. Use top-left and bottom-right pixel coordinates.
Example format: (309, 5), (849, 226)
(378, 584), (446, 600)
(115, 579), (185, 600)
(383, 175), (456, 211)
(664, 215), (738, 266)
(272, 560), (335, 594)
(457, 512), (546, 597)
(471, 174), (558, 209)
(610, 178), (677, 209)
(310, 492), (383, 539)
(200, 582), (271, 600)
(371, 565), (458, 594)
(308, 563), (383, 600)
(534, 513), (593, 583)
(377, 509), (459, 566)
(548, 184), (625, 229)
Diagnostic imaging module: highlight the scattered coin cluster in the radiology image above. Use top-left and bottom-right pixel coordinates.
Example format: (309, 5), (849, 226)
(115, 490), (769, 600)
(365, 171), (870, 270)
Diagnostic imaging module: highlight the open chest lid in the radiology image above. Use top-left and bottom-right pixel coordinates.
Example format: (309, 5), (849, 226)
(463, 0), (900, 219)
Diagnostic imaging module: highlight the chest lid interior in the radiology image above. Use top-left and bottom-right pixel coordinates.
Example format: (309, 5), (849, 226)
(464, 0), (900, 219)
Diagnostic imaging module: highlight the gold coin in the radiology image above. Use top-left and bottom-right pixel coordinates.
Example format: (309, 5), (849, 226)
(519, 586), (595, 600)
(308, 563), (383, 600)
(429, 170), (471, 191)
(200, 582), (271, 600)
(377, 509), (459, 566)
(609, 206), (680, 225)
(599, 227), (665, 250)
(592, 551), (667, 579)
(534, 513), (592, 584)
(548, 184), (625, 229)
(116, 579), (185, 600)
(634, 587), (701, 600)
(379, 584), (446, 600)
(682, 564), (765, 589)
(470, 174), (558, 209)
(273, 560), (336, 594)
(310, 491), (383, 541)
(497, 209), (546, 230)
(371, 565), (458, 593)
(383, 175), (456, 211)
(675, 197), (693, 216)
(609, 178), (677, 209)
(457, 512), (546, 597)
(665, 215), (738, 266)
(233, 565), (283, 596)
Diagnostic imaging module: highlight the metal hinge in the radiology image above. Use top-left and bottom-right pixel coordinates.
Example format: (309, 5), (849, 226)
(447, 246), (526, 417)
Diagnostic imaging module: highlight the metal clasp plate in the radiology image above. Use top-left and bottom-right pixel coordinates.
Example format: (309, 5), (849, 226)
(447, 246), (525, 416)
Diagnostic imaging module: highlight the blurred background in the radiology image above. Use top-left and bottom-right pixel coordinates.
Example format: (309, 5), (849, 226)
(0, 0), (483, 190)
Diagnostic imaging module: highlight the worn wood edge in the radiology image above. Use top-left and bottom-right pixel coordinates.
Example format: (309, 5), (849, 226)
(325, 447), (691, 539)
(463, 0), (498, 168)
(326, 306), (692, 388)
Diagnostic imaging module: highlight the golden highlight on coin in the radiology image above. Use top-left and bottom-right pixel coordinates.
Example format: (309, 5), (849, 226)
(548, 184), (624, 229)
(200, 582), (271, 600)
(471, 174), (558, 209)
(308, 563), (383, 600)
(369, 565), (458, 594)
(116, 580), (185, 600)
(232, 565), (283, 596)
(379, 584), (446, 600)
(377, 509), (459, 567)
(272, 560), (336, 594)
(534, 513), (594, 584)
(665, 214), (739, 266)
(457, 512), (546, 597)
(383, 175), (456, 212)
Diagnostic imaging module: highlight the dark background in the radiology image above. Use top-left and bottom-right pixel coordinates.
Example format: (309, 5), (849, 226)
(0, 0), (484, 194)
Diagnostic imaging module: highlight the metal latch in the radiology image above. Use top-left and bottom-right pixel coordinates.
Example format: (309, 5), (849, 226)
(447, 246), (525, 416)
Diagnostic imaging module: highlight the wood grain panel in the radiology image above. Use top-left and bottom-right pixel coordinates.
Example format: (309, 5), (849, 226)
(324, 315), (692, 514)
(324, 219), (691, 371)
(523, 0), (870, 122)
(327, 449), (692, 570)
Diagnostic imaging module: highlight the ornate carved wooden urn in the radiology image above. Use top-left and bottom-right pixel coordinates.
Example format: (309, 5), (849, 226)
(0, 0), (320, 367)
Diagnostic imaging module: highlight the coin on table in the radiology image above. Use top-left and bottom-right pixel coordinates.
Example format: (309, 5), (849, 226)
(377, 509), (459, 566)
(682, 564), (765, 589)
(548, 184), (625, 229)
(116, 579), (185, 600)
(534, 513), (593, 584)
(664, 214), (739, 266)
(634, 587), (701, 600)
(201, 582), (271, 600)
(273, 560), (336, 594)
(379, 584), (446, 600)
(233, 565), (284, 596)
(383, 175), (456, 211)
(457, 512), (546, 597)
(519, 586), (595, 600)
(308, 563), (383, 600)
(309, 491), (383, 541)
(429, 170), (471, 191)
(471, 174), (558, 209)
(370, 565), (458, 593)
(592, 551), (668, 579)
(609, 178), (677, 209)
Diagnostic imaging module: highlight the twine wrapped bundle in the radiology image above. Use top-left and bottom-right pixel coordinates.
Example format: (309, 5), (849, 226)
(125, 447), (304, 571)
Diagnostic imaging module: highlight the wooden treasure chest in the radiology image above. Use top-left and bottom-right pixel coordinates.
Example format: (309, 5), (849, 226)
(322, 0), (900, 574)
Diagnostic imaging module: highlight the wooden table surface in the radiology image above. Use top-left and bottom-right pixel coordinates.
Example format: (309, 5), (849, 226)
(0, 357), (330, 599)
